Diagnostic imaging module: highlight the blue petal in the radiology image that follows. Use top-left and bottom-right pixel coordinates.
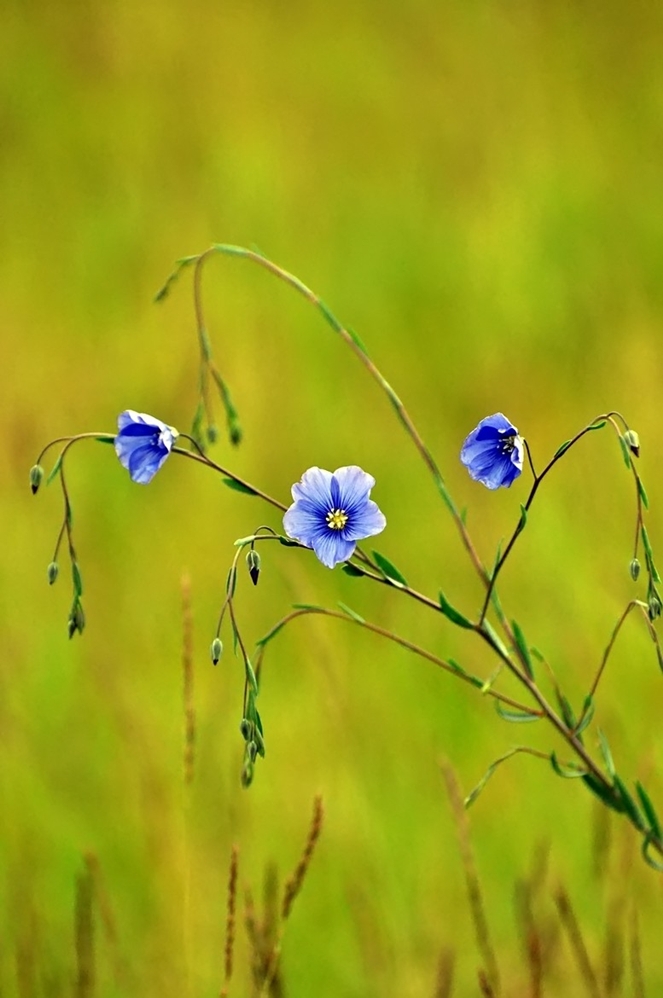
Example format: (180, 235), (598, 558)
(117, 410), (174, 435)
(128, 443), (169, 484)
(311, 531), (356, 568)
(283, 503), (321, 548)
(474, 413), (518, 437)
(291, 467), (333, 512)
(343, 499), (387, 541)
(332, 466), (375, 514)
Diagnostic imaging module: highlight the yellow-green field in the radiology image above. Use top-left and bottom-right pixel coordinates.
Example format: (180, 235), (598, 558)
(2, 2), (663, 994)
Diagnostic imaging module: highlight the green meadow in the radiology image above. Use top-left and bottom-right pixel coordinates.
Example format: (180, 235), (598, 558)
(2, 1), (663, 993)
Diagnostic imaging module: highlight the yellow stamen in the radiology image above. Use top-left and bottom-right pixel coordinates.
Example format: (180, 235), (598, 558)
(326, 508), (348, 531)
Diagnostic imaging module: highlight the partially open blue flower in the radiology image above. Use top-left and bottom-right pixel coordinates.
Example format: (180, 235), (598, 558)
(460, 413), (523, 490)
(283, 466), (386, 568)
(114, 410), (179, 484)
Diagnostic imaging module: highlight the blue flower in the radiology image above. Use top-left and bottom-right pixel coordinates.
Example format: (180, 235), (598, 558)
(460, 413), (524, 490)
(283, 466), (386, 568)
(114, 410), (179, 484)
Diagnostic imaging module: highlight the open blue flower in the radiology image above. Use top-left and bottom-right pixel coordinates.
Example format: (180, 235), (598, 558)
(283, 466), (386, 568)
(460, 413), (523, 489)
(114, 410), (179, 484)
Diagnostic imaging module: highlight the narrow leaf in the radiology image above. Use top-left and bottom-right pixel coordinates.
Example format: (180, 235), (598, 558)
(483, 621), (509, 658)
(613, 775), (644, 829)
(342, 563), (365, 578)
(438, 591), (473, 630)
(372, 551), (408, 587)
(46, 454), (63, 486)
(245, 658), (259, 695)
(291, 602), (324, 611)
(598, 729), (616, 777)
(222, 478), (257, 496)
(495, 702), (540, 723)
(72, 563), (83, 598)
(582, 773), (625, 814)
(618, 434), (632, 469)
(638, 478), (650, 510)
(641, 834), (663, 872)
(511, 620), (534, 679)
(256, 620), (289, 647)
(556, 690), (577, 730)
(447, 659), (483, 689)
(636, 781), (662, 839)
(574, 695), (595, 737)
(550, 752), (587, 779)
(554, 439), (572, 459)
(337, 602), (365, 624)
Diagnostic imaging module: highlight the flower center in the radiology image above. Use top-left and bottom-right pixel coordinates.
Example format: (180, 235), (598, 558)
(326, 508), (348, 531)
(499, 434), (516, 454)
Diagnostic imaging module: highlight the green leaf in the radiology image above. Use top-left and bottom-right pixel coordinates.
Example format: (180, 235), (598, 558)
(554, 439), (572, 459)
(372, 551), (408, 587)
(574, 695), (595, 736)
(598, 729), (616, 777)
(636, 781), (662, 839)
(483, 621), (509, 658)
(511, 620), (533, 679)
(438, 591), (473, 630)
(530, 646), (545, 663)
(618, 434), (632, 469)
(245, 658), (259, 695)
(347, 327), (368, 353)
(582, 773), (625, 814)
(226, 566), (237, 598)
(495, 702), (540, 723)
(613, 775), (644, 829)
(518, 504), (528, 531)
(46, 454), (63, 486)
(222, 478), (258, 496)
(71, 563), (83, 598)
(95, 436), (116, 445)
(555, 690), (576, 730)
(638, 478), (650, 510)
(337, 602), (365, 624)
(278, 536), (300, 547)
(550, 752), (587, 779)
(447, 659), (483, 689)
(342, 563), (365, 578)
(641, 834), (663, 872)
(291, 602), (324, 611)
(464, 747), (543, 809)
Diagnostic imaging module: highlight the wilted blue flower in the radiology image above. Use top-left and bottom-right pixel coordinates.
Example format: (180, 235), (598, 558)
(460, 413), (523, 490)
(283, 466), (386, 568)
(114, 410), (179, 484)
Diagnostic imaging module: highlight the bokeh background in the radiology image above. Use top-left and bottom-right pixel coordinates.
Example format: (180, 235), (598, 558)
(2, 1), (663, 994)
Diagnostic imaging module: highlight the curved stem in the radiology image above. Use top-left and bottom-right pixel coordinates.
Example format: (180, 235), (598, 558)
(257, 607), (542, 715)
(172, 446), (287, 513)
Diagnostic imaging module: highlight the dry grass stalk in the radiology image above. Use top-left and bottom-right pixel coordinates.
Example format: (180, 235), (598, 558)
(181, 572), (195, 788)
(84, 852), (127, 989)
(554, 885), (601, 998)
(432, 946), (455, 998)
(281, 794), (324, 921)
(440, 760), (500, 997)
(74, 862), (95, 998)
(515, 880), (542, 998)
(478, 968), (496, 997)
(219, 845), (239, 998)
(629, 905), (645, 998)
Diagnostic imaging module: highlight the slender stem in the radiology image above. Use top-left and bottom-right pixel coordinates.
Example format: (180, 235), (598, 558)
(257, 607), (542, 715)
(35, 432), (115, 468)
(172, 446), (287, 513)
(191, 245), (488, 584)
(479, 415), (618, 625)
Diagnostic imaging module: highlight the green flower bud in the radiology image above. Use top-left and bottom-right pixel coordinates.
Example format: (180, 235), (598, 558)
(207, 424), (219, 444)
(47, 561), (59, 585)
(648, 594), (661, 621)
(624, 429), (640, 458)
(67, 601), (86, 639)
(229, 418), (243, 447)
(241, 759), (254, 788)
(247, 740), (258, 763)
(210, 637), (223, 665)
(239, 718), (253, 741)
(246, 548), (261, 586)
(630, 558), (641, 582)
(30, 464), (44, 494)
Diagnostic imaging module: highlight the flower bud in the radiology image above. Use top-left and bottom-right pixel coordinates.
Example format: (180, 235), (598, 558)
(239, 718), (253, 741)
(229, 418), (242, 447)
(47, 561), (59, 585)
(241, 759), (254, 788)
(648, 593), (662, 621)
(67, 601), (86, 639)
(624, 429), (640, 458)
(630, 558), (641, 582)
(30, 464), (44, 494)
(246, 549), (261, 586)
(207, 424), (219, 444)
(247, 740), (258, 763)
(210, 637), (223, 665)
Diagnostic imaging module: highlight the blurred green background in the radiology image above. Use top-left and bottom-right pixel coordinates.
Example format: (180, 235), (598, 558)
(2, 1), (663, 994)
